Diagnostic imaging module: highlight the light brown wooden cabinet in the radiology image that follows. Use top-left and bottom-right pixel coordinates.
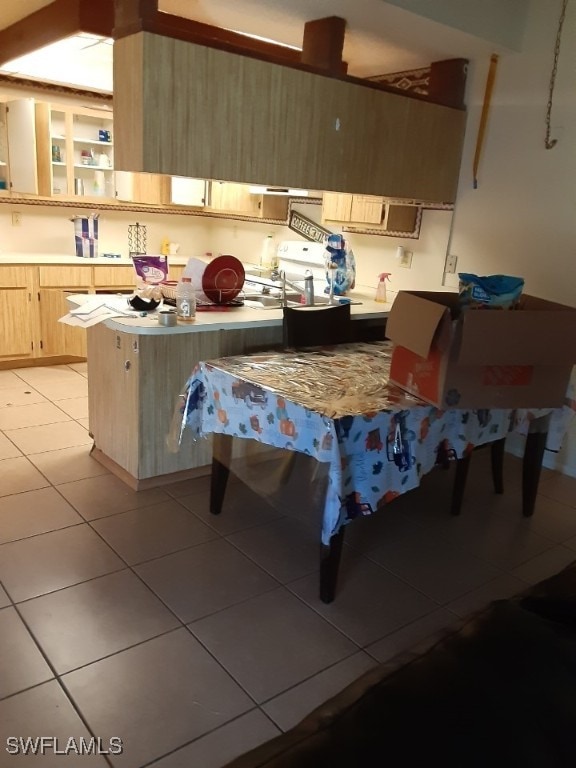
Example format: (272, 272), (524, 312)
(1, 263), (143, 366)
(114, 33), (466, 203)
(0, 266), (35, 360)
(322, 192), (418, 234)
(323, 193), (385, 225)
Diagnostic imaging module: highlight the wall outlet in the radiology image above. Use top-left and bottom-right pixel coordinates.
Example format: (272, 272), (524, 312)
(399, 249), (413, 268)
(11, 212), (21, 226)
(445, 254), (458, 273)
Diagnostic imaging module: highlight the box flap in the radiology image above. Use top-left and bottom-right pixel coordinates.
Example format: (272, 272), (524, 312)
(387, 291), (451, 358)
(458, 307), (576, 365)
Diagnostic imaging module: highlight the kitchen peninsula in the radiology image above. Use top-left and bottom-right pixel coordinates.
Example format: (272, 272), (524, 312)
(76, 291), (390, 489)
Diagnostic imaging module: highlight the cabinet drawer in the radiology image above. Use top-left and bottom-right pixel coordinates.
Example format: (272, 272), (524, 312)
(39, 266), (92, 287)
(93, 266), (135, 287)
(0, 266), (32, 287)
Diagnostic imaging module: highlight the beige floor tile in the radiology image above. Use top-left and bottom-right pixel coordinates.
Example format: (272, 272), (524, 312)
(511, 544), (576, 585)
(366, 608), (460, 663)
(28, 380), (88, 401)
(4, 421), (92, 455)
(28, 445), (109, 484)
(14, 365), (80, 385)
(0, 371), (24, 390)
(0, 456), (50, 498)
(0, 432), (21, 460)
(76, 417), (90, 431)
(56, 474), (170, 521)
(262, 652), (376, 731)
(51, 397), (89, 419)
(0, 486), (82, 544)
(446, 573), (527, 618)
(0, 402), (72, 431)
(67, 362), (88, 377)
(0, 386), (47, 408)
(538, 472), (576, 509)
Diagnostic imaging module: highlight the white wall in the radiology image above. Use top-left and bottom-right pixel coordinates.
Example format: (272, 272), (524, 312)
(0, 205), (211, 260)
(447, 0), (576, 476)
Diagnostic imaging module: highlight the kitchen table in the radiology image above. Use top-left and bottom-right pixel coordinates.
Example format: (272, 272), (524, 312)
(178, 341), (575, 601)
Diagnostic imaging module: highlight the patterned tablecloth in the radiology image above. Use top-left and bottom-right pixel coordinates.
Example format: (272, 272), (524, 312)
(178, 342), (575, 545)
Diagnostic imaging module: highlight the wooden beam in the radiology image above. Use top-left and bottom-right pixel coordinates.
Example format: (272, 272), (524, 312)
(113, 4), (302, 66)
(428, 58), (468, 109)
(0, 0), (114, 67)
(301, 17), (347, 75)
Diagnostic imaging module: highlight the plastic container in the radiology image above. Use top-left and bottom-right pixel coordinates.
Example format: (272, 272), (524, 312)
(260, 234), (274, 272)
(176, 276), (196, 322)
(375, 272), (391, 303)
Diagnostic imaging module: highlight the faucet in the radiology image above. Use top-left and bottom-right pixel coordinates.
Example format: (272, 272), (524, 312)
(271, 269), (315, 306)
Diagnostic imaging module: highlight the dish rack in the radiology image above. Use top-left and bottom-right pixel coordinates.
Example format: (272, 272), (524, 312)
(161, 282), (244, 308)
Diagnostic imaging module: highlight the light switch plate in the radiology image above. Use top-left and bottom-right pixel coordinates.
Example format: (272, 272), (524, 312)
(445, 254), (458, 273)
(399, 249), (413, 268)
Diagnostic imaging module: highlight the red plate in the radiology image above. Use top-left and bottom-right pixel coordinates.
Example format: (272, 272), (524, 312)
(202, 255), (245, 304)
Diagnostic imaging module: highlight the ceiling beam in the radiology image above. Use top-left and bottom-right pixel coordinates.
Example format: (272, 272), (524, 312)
(0, 0), (114, 67)
(113, 0), (301, 65)
(301, 17), (348, 75)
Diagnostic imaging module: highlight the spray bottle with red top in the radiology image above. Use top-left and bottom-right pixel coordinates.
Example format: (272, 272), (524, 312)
(375, 272), (391, 303)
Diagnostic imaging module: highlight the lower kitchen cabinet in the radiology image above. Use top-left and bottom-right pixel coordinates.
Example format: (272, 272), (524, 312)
(0, 266), (35, 360)
(0, 263), (140, 366)
(38, 289), (88, 358)
(87, 322), (283, 486)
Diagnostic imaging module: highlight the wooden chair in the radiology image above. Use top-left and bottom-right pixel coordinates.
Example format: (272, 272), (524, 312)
(282, 302), (352, 348)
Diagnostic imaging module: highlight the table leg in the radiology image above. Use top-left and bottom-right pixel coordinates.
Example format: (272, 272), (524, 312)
(451, 452), (472, 516)
(210, 434), (233, 515)
(320, 527), (345, 604)
(522, 431), (548, 518)
(490, 438), (506, 494)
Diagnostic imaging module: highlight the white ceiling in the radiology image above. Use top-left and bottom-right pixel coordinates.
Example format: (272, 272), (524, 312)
(0, 0), (527, 91)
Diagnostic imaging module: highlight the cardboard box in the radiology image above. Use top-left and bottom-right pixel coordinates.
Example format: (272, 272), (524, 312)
(386, 291), (576, 408)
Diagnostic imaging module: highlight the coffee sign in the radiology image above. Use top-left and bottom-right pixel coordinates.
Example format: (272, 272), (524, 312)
(288, 210), (332, 244)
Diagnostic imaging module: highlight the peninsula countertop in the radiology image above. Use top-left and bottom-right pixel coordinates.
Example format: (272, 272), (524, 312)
(66, 288), (394, 334)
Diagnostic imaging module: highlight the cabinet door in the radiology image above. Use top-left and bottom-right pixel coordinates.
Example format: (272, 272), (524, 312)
(38, 265), (92, 288)
(71, 108), (115, 199)
(39, 288), (87, 358)
(6, 99), (39, 194)
(322, 192), (352, 222)
(0, 103), (10, 191)
(115, 170), (168, 204)
(93, 266), (135, 288)
(0, 266), (35, 359)
(350, 195), (384, 224)
(210, 182), (260, 215)
(259, 195), (289, 221)
(385, 204), (418, 233)
(171, 176), (206, 206)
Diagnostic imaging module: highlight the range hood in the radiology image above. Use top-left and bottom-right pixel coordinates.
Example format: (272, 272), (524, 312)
(248, 186), (309, 196)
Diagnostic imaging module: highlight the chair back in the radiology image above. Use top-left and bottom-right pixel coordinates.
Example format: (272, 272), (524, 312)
(283, 303), (352, 348)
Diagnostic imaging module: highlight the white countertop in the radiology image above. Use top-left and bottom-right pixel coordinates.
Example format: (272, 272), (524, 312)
(0, 254), (191, 266)
(66, 288), (393, 335)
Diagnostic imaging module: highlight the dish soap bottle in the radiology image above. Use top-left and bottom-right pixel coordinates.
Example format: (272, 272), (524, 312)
(375, 272), (391, 303)
(176, 276), (196, 322)
(260, 234), (274, 275)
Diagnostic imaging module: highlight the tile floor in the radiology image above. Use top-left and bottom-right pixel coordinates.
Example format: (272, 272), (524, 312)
(1, 363), (576, 766)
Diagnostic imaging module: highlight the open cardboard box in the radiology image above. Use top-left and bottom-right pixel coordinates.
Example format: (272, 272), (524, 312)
(386, 291), (576, 408)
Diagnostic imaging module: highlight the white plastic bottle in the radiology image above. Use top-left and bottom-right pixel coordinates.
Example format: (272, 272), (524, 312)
(260, 234), (274, 273)
(176, 276), (196, 322)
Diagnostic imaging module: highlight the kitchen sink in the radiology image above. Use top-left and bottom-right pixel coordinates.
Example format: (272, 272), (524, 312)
(243, 292), (335, 309)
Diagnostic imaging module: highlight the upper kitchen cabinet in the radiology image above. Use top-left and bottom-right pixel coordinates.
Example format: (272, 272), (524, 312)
(113, 34), (467, 204)
(322, 191), (419, 234)
(5, 99), (40, 194)
(35, 102), (115, 199)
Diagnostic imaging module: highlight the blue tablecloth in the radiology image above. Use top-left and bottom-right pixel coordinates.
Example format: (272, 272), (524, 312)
(177, 342), (574, 545)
